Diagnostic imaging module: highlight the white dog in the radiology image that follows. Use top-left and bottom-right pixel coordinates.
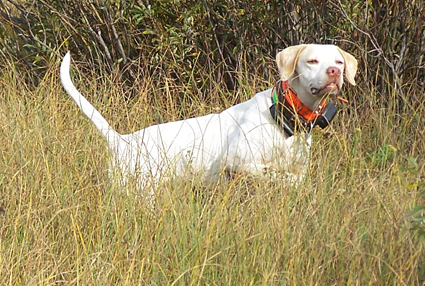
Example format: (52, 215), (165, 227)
(60, 44), (357, 193)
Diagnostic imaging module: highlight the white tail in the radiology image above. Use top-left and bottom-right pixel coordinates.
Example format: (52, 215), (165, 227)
(60, 52), (120, 145)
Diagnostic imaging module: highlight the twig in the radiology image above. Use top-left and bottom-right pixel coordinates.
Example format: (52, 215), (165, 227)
(336, 0), (404, 98)
(203, 0), (235, 89)
(99, 0), (136, 80)
(80, 7), (114, 69)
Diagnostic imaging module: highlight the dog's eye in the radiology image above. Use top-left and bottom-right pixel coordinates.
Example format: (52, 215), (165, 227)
(336, 60), (344, 65)
(307, 59), (319, 64)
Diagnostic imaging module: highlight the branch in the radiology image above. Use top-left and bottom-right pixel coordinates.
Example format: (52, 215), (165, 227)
(80, 7), (114, 69)
(336, 0), (404, 99)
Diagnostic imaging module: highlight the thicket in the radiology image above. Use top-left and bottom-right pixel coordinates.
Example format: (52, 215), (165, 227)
(1, 0), (424, 103)
(0, 0), (424, 234)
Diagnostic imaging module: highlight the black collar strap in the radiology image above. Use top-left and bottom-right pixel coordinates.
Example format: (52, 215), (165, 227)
(269, 81), (338, 137)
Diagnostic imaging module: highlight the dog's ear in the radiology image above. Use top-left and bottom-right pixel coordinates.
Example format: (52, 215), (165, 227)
(276, 45), (307, 81)
(337, 47), (358, 86)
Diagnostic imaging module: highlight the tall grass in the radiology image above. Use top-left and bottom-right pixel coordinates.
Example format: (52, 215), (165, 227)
(0, 57), (424, 285)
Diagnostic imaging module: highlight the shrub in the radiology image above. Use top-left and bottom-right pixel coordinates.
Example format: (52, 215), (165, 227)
(1, 0), (424, 106)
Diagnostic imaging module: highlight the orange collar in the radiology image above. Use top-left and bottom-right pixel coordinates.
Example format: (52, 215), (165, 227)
(272, 80), (326, 122)
(271, 80), (326, 122)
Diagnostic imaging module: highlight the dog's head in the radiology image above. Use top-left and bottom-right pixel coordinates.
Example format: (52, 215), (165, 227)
(276, 44), (357, 107)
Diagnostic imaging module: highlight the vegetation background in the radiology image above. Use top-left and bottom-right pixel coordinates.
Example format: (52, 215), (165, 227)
(0, 0), (424, 284)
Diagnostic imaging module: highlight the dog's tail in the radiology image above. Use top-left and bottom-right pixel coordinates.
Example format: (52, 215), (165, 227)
(60, 52), (120, 145)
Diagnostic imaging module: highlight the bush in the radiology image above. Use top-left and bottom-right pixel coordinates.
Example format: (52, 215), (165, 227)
(1, 0), (424, 105)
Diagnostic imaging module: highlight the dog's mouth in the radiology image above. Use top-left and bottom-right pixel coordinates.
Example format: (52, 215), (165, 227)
(311, 82), (339, 96)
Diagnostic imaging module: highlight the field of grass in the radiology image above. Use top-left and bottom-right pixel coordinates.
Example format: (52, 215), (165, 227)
(0, 57), (424, 285)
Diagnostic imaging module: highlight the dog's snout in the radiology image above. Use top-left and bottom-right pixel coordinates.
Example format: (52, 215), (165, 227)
(327, 66), (341, 77)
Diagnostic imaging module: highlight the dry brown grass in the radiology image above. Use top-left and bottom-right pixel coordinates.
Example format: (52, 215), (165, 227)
(0, 59), (424, 285)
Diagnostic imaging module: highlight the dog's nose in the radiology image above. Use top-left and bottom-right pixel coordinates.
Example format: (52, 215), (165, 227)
(327, 67), (341, 77)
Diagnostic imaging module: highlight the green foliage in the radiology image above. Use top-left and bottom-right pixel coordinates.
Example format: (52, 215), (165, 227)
(403, 157), (425, 239)
(1, 0), (424, 106)
(407, 192), (425, 239)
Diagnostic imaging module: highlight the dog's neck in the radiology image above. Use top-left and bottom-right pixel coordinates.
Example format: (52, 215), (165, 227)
(287, 78), (323, 110)
(270, 80), (328, 137)
(271, 80), (326, 122)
